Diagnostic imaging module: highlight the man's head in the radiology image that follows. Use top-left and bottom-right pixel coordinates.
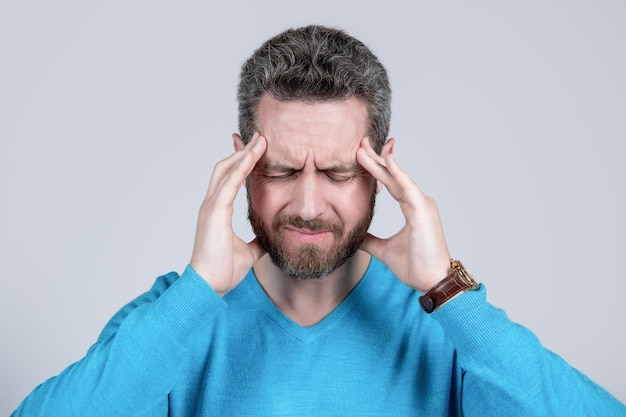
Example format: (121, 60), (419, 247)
(237, 25), (391, 154)
(237, 26), (391, 280)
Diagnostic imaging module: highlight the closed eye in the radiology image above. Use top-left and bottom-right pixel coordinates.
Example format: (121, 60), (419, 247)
(265, 169), (300, 181)
(325, 172), (354, 184)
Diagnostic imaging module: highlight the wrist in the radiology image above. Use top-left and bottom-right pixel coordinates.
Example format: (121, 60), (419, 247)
(188, 262), (228, 297)
(418, 259), (480, 314)
(419, 263), (453, 294)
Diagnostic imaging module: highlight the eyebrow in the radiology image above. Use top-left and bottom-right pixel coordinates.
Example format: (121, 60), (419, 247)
(257, 162), (300, 173)
(259, 161), (360, 174)
(323, 162), (360, 174)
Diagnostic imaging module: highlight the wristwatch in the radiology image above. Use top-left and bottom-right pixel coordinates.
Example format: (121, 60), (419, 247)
(418, 259), (480, 314)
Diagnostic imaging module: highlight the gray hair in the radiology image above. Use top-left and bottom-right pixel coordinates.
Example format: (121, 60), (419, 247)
(237, 25), (391, 153)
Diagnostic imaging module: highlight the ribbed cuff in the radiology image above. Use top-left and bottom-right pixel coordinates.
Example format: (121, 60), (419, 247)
(431, 284), (513, 361)
(146, 265), (227, 343)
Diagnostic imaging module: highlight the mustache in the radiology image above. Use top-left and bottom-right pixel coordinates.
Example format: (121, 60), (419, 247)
(272, 214), (343, 236)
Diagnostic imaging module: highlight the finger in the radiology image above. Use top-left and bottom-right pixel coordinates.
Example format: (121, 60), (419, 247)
(361, 141), (434, 223)
(381, 141), (424, 194)
(359, 232), (386, 260)
(232, 134), (267, 185)
(208, 133), (263, 191)
(358, 139), (414, 200)
(206, 134), (267, 205)
(357, 138), (393, 185)
(214, 132), (262, 174)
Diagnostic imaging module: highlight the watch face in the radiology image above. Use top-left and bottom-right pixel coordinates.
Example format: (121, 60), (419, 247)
(454, 260), (480, 288)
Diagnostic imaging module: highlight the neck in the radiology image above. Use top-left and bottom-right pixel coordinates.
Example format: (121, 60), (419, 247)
(253, 250), (371, 327)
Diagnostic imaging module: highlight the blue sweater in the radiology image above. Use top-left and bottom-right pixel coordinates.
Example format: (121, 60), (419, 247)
(12, 258), (626, 416)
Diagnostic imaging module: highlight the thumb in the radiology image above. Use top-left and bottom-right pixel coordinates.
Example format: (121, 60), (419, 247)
(247, 238), (266, 265)
(360, 233), (385, 260)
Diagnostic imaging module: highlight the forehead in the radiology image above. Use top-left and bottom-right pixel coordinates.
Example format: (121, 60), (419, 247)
(256, 95), (369, 168)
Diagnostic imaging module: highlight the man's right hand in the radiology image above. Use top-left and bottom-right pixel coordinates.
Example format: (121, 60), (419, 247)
(189, 133), (267, 296)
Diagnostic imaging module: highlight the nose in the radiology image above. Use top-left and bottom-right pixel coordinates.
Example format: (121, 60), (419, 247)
(291, 172), (327, 221)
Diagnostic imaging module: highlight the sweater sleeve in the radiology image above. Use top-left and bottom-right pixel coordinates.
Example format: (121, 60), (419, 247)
(11, 266), (227, 417)
(431, 285), (626, 417)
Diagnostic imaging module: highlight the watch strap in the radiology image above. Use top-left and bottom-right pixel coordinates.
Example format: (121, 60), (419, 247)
(418, 259), (479, 314)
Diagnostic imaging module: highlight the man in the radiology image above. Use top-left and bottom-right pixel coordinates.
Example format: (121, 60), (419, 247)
(12, 25), (625, 416)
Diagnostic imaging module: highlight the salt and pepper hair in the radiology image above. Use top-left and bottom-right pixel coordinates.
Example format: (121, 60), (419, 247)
(237, 25), (391, 153)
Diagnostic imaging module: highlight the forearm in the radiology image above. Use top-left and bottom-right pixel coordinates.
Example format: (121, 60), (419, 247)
(11, 266), (225, 417)
(433, 286), (626, 417)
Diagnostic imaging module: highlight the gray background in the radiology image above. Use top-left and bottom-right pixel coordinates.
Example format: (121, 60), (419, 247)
(1, 0), (624, 413)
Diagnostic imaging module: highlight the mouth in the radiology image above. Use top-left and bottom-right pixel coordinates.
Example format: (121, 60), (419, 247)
(283, 226), (335, 244)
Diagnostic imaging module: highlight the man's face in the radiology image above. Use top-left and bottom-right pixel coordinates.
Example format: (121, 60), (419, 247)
(247, 95), (378, 280)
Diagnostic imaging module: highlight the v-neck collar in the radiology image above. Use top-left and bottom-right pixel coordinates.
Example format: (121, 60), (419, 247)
(240, 257), (375, 344)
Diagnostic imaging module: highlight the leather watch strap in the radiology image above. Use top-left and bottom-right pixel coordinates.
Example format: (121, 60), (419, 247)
(418, 259), (479, 314)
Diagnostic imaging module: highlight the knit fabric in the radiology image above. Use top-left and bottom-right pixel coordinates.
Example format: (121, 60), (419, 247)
(12, 258), (626, 416)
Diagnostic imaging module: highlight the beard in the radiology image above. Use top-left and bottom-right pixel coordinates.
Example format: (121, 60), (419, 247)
(248, 191), (376, 280)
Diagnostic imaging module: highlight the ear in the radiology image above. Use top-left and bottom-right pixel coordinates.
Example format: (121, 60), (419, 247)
(232, 133), (245, 152)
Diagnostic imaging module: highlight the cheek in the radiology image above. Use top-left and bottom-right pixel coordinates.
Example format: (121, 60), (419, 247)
(345, 176), (376, 199)
(248, 180), (285, 216)
(330, 178), (376, 211)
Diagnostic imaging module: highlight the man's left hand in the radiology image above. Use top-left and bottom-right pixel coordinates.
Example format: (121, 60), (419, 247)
(357, 137), (451, 293)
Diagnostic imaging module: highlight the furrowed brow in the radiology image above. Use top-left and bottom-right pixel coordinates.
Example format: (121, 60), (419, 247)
(258, 161), (300, 173)
(322, 162), (361, 174)
(258, 161), (361, 174)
